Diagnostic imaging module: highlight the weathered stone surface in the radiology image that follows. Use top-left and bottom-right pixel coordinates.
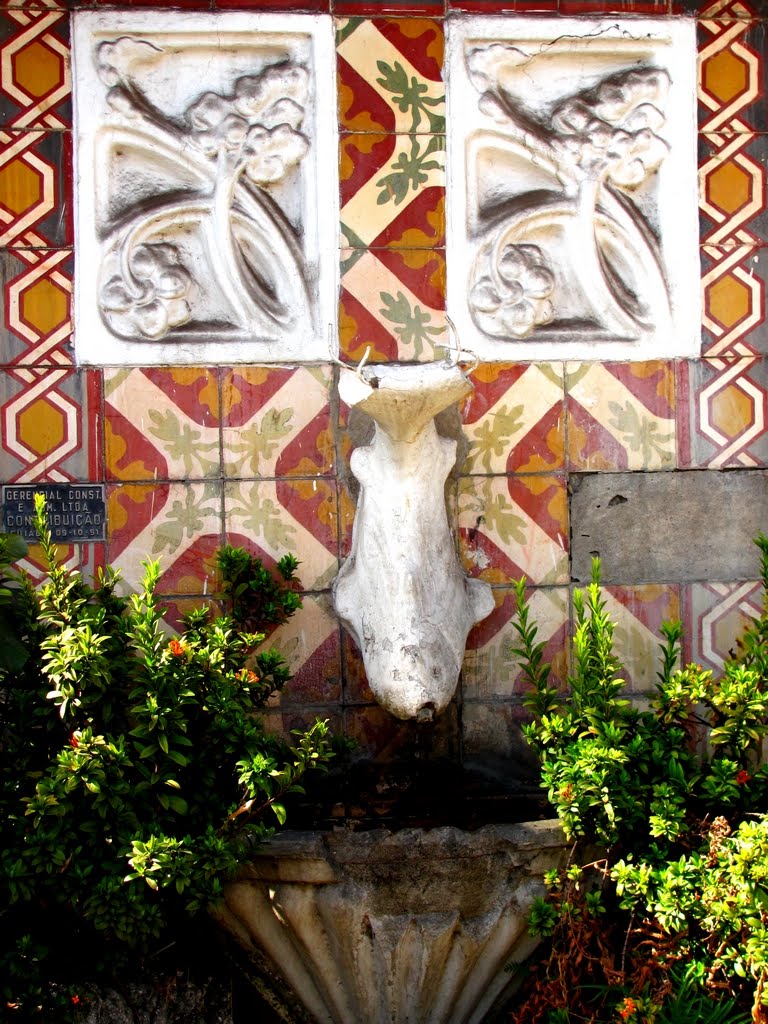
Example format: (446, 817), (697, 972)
(571, 470), (768, 583)
(333, 362), (494, 721)
(216, 822), (568, 1024)
(82, 974), (232, 1024)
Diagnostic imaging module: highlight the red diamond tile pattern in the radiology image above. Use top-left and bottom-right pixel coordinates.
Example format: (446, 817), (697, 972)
(337, 18), (447, 363)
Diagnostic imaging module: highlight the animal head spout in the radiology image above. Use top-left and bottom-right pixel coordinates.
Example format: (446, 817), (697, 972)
(333, 360), (494, 722)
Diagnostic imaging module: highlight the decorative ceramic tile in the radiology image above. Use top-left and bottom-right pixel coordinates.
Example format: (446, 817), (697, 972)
(264, 595), (342, 706)
(15, 540), (106, 588)
(105, 368), (220, 481)
(683, 578), (763, 672)
(336, 18), (444, 132)
(463, 585), (569, 699)
(699, 13), (767, 132)
(458, 474), (569, 585)
(86, 0), (211, 7)
(340, 134), (445, 249)
(342, 627), (375, 704)
(461, 702), (541, 776)
(156, 532), (222, 596)
(259, 709), (344, 761)
(3, 1), (67, 13)
(677, 356), (768, 466)
(0, 128), (69, 247)
(342, 704), (459, 763)
(224, 478), (338, 591)
(446, 16), (700, 362)
(0, 8), (70, 129)
(0, 247), (72, 365)
(335, 0), (444, 14)
(687, 0), (765, 17)
(462, 363), (565, 475)
(566, 362), (676, 471)
(701, 245), (767, 356)
(0, 366), (100, 481)
(448, 0), (557, 12)
(216, 0), (328, 9)
(337, 468), (357, 559)
(560, 0), (669, 9)
(160, 597), (225, 636)
(106, 481), (222, 594)
(699, 133), (768, 246)
(72, 11), (338, 365)
(601, 584), (681, 691)
(339, 247), (446, 362)
(222, 366), (333, 478)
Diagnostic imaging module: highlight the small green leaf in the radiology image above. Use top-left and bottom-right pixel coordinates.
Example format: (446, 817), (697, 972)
(271, 802), (287, 826)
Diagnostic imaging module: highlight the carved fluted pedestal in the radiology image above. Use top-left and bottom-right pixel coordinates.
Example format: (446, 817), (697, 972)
(215, 821), (567, 1024)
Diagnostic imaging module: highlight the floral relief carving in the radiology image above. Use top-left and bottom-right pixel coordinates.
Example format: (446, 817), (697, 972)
(447, 18), (699, 362)
(73, 13), (337, 365)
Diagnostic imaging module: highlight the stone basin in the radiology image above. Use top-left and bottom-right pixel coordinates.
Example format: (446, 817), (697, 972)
(215, 820), (567, 1024)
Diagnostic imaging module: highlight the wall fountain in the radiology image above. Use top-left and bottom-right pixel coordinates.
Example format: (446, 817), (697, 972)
(212, 358), (568, 1023)
(66, 10), (706, 1019)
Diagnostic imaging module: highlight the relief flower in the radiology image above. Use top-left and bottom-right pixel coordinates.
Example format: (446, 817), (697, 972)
(187, 65), (309, 184)
(100, 243), (194, 341)
(95, 38), (161, 89)
(241, 124), (309, 185)
(470, 243), (555, 339)
(552, 69), (670, 189)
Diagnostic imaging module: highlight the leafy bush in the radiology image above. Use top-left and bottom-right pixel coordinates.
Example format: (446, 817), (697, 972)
(510, 535), (768, 1024)
(0, 494), (333, 1020)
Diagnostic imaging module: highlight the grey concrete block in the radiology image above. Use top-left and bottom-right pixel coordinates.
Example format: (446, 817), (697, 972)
(570, 470), (768, 584)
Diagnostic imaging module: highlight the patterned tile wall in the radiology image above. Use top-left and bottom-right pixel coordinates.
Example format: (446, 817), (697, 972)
(1, 0), (767, 778)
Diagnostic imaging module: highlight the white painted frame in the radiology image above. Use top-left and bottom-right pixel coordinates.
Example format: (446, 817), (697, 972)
(446, 16), (700, 362)
(72, 11), (338, 365)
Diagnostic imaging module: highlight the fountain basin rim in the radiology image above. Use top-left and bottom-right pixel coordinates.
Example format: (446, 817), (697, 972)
(237, 819), (567, 883)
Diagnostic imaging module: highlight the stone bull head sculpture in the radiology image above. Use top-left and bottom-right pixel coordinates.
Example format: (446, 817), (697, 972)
(333, 360), (494, 722)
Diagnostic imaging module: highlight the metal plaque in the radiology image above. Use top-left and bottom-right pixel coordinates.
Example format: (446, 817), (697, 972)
(2, 484), (106, 543)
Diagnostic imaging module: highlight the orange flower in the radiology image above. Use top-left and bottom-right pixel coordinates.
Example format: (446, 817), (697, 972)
(69, 733), (80, 749)
(619, 996), (636, 1020)
(169, 639), (185, 658)
(71, 995), (81, 1005)
(237, 668), (260, 684)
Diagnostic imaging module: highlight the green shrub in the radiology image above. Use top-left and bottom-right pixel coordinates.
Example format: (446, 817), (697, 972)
(0, 494), (333, 1020)
(511, 535), (768, 1024)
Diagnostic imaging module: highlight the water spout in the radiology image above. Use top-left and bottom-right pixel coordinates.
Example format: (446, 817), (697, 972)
(333, 360), (494, 721)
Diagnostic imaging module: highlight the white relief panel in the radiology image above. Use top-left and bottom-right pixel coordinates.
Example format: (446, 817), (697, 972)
(446, 18), (699, 362)
(72, 12), (337, 365)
